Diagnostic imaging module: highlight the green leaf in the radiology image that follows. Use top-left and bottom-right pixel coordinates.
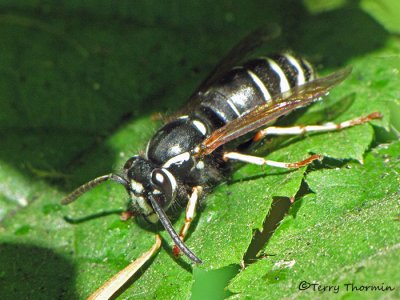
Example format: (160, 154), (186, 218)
(0, 2), (399, 299)
(303, 0), (347, 14)
(228, 141), (400, 299)
(361, 0), (400, 34)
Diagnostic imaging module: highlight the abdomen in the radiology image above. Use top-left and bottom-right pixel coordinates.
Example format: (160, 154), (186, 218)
(193, 53), (315, 133)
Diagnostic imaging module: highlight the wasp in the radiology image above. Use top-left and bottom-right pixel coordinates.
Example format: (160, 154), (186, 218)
(61, 25), (381, 265)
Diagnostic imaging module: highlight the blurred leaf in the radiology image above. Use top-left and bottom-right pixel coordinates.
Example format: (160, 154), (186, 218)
(0, 1), (399, 299)
(303, 0), (347, 14)
(361, 0), (400, 34)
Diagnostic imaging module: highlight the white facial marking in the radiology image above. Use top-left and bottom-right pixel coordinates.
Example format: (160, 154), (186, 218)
(130, 181), (144, 194)
(178, 115), (189, 120)
(283, 53), (305, 86)
(131, 195), (153, 215)
(163, 152), (191, 168)
(247, 69), (272, 102)
(192, 120), (207, 135)
(146, 213), (159, 223)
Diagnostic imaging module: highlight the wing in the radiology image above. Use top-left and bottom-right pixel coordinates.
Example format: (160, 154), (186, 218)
(194, 67), (352, 157)
(192, 23), (281, 97)
(171, 24), (281, 119)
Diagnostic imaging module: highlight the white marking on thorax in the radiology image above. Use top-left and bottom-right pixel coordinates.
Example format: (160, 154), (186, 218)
(192, 119), (207, 135)
(265, 57), (291, 93)
(163, 152), (191, 168)
(196, 161), (204, 170)
(283, 54), (305, 85)
(247, 69), (272, 102)
(178, 115), (189, 120)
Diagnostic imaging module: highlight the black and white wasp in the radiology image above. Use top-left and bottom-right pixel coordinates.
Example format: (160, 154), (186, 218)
(61, 25), (381, 264)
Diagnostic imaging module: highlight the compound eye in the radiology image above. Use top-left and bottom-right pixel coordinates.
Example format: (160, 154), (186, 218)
(124, 156), (139, 170)
(151, 168), (177, 201)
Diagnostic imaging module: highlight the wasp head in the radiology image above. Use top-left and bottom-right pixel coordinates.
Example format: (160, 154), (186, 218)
(61, 154), (202, 264)
(123, 156), (177, 223)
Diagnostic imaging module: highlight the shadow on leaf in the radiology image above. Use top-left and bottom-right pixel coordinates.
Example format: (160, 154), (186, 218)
(0, 243), (78, 300)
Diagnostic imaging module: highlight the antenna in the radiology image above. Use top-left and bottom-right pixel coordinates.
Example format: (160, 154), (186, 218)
(148, 194), (203, 264)
(61, 174), (130, 205)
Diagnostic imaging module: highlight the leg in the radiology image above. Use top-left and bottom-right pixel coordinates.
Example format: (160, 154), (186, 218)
(223, 152), (321, 169)
(120, 211), (135, 221)
(172, 186), (202, 257)
(150, 112), (164, 121)
(253, 112), (382, 142)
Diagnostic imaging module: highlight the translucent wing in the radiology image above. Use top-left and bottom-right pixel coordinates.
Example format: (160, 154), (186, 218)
(191, 23), (281, 98)
(171, 24), (281, 119)
(195, 67), (352, 156)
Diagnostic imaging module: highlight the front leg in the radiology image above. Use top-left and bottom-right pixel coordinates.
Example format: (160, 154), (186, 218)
(173, 186), (202, 257)
(120, 210), (135, 221)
